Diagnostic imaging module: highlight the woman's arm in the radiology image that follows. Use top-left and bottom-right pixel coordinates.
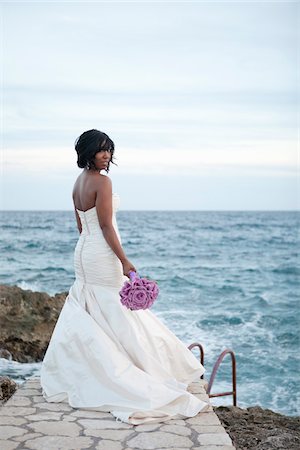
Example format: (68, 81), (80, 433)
(72, 180), (82, 234)
(95, 175), (127, 263)
(74, 208), (82, 234)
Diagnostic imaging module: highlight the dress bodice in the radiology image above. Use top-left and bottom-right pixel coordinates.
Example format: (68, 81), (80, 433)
(76, 192), (121, 236)
(74, 191), (123, 287)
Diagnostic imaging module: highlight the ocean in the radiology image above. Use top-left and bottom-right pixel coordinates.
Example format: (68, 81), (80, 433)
(0, 209), (299, 416)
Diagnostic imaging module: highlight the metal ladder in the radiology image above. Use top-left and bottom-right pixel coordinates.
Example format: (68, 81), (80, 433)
(188, 342), (237, 406)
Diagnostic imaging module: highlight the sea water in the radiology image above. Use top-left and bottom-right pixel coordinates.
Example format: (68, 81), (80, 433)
(0, 209), (299, 416)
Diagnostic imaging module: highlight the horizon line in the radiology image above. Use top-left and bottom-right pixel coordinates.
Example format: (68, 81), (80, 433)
(1, 209), (299, 213)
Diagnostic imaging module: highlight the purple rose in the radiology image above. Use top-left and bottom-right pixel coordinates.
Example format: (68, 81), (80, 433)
(119, 273), (159, 310)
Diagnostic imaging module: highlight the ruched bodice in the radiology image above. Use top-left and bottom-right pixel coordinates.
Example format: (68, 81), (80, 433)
(76, 192), (121, 237)
(74, 192), (125, 288)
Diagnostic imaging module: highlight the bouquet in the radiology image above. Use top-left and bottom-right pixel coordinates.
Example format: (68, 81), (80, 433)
(119, 270), (159, 310)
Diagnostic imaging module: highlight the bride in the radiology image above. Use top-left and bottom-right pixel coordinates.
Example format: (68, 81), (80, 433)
(40, 128), (210, 425)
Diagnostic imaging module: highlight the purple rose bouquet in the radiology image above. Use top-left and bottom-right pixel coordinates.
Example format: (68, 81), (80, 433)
(119, 271), (159, 310)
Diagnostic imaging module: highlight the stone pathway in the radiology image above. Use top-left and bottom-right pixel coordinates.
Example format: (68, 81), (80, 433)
(0, 377), (236, 450)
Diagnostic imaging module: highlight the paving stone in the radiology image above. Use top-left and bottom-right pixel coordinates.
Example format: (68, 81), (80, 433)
(95, 440), (123, 450)
(188, 382), (208, 393)
(143, 448), (190, 450)
(0, 416), (28, 425)
(23, 435), (94, 449)
(187, 412), (221, 426)
(197, 432), (233, 446)
(192, 425), (227, 433)
(0, 406), (36, 416)
(127, 431), (193, 449)
(5, 396), (32, 407)
(32, 395), (45, 402)
(162, 419), (186, 426)
(25, 382), (40, 386)
(61, 415), (77, 422)
(78, 418), (133, 430)
(34, 402), (73, 411)
(84, 428), (134, 439)
(192, 447), (236, 450)
(0, 425), (27, 439)
(134, 423), (161, 431)
(195, 404), (214, 412)
(25, 411), (63, 421)
(0, 440), (19, 450)
(27, 420), (82, 436)
(194, 393), (210, 402)
(12, 432), (43, 442)
(14, 389), (41, 396)
(187, 384), (205, 390)
(70, 409), (113, 419)
(160, 424), (191, 436)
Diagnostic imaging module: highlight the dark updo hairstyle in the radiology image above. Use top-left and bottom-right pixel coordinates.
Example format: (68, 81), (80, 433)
(74, 129), (118, 173)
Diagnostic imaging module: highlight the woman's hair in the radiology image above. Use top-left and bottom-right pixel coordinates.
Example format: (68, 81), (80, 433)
(74, 129), (118, 173)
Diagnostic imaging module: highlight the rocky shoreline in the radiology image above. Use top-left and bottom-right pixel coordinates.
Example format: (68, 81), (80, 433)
(0, 376), (17, 405)
(214, 405), (300, 450)
(1, 283), (299, 449)
(0, 284), (67, 362)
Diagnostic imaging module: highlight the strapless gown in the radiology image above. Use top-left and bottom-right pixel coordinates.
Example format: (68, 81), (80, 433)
(40, 192), (209, 425)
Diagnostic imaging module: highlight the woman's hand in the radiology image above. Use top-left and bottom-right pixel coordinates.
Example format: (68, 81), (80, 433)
(121, 258), (137, 278)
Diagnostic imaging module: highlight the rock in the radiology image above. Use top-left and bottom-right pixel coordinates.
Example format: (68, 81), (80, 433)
(214, 405), (300, 450)
(0, 284), (67, 362)
(0, 377), (17, 404)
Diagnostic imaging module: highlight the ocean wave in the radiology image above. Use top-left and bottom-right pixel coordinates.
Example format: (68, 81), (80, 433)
(40, 267), (69, 273)
(197, 315), (244, 328)
(17, 280), (46, 292)
(275, 332), (300, 348)
(272, 265), (300, 276)
(217, 284), (245, 295)
(0, 243), (21, 252)
(0, 224), (22, 230)
(24, 242), (42, 249)
(0, 357), (41, 383)
(166, 275), (202, 288)
(248, 294), (270, 307)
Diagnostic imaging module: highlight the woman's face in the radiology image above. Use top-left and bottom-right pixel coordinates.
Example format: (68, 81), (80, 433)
(93, 149), (112, 170)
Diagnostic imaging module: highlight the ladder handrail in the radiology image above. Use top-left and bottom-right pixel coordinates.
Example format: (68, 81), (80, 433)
(207, 348), (237, 406)
(188, 342), (205, 379)
(188, 343), (237, 406)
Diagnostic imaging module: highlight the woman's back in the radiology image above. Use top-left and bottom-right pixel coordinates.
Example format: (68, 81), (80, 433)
(73, 170), (109, 212)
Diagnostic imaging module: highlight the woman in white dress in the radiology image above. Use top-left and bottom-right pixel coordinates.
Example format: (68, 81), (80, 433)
(40, 129), (210, 425)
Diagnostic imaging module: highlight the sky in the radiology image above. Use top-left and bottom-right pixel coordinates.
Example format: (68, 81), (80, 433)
(1, 0), (299, 210)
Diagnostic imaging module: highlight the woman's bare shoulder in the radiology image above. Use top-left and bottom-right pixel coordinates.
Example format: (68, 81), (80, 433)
(72, 171), (111, 196)
(97, 172), (112, 185)
(72, 174), (81, 194)
(91, 172), (112, 198)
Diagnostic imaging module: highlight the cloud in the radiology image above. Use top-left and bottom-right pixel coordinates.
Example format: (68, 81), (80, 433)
(1, 1), (298, 209)
(3, 139), (297, 179)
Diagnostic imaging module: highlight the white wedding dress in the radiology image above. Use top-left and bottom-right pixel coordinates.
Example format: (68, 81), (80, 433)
(40, 190), (209, 425)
